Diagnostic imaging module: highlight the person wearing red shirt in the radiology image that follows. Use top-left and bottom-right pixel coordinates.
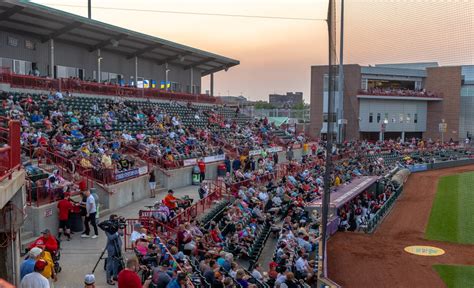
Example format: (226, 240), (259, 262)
(57, 193), (73, 241)
(197, 159), (206, 183)
(29, 229), (58, 253)
(117, 257), (151, 288)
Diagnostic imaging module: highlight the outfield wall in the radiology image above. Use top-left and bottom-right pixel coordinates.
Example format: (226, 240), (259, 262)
(407, 158), (474, 173)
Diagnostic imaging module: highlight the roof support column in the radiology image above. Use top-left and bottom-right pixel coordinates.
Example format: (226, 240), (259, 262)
(97, 49), (101, 83)
(210, 73), (214, 97)
(135, 56), (138, 88)
(49, 39), (54, 78)
(190, 67), (194, 94)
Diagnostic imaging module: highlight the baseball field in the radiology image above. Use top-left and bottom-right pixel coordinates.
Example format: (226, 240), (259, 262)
(328, 165), (474, 288)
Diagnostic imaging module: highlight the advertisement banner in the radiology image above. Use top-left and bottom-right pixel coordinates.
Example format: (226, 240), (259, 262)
(408, 164), (428, 173)
(115, 168), (139, 181)
(249, 149), (263, 156)
(266, 146), (283, 153)
(138, 166), (148, 175)
(183, 158), (197, 167)
(204, 154), (225, 163)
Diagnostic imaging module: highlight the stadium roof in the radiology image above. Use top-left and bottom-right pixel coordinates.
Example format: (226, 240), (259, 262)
(0, 0), (239, 76)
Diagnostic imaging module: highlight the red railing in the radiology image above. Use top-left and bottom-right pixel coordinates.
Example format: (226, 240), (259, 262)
(0, 118), (21, 182)
(123, 218), (195, 288)
(0, 68), (217, 104)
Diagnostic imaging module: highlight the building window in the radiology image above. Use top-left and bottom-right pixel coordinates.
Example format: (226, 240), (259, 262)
(323, 75), (339, 92)
(406, 113), (411, 123)
(391, 115), (396, 123)
(369, 113), (373, 123)
(399, 113), (404, 123)
(414, 113), (418, 123)
(25, 40), (35, 50)
(377, 113), (381, 123)
(384, 113), (389, 122)
(361, 78), (368, 90)
(7, 36), (18, 47)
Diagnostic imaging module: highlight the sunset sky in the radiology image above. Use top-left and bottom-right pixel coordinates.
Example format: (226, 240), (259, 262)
(33, 0), (474, 102)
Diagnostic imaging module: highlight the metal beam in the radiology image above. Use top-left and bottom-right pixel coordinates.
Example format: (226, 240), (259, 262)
(183, 57), (216, 70)
(201, 63), (238, 76)
(41, 21), (82, 43)
(126, 43), (164, 59)
(156, 51), (192, 66)
(88, 33), (127, 52)
(0, 6), (23, 22)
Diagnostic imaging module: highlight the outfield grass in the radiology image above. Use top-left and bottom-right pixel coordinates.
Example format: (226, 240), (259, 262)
(425, 171), (474, 244)
(434, 265), (474, 288)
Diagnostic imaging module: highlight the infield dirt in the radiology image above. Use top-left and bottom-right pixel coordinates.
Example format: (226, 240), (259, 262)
(327, 165), (474, 288)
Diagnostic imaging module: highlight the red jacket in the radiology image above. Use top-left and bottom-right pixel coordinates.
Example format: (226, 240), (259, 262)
(198, 161), (206, 173)
(29, 236), (58, 252)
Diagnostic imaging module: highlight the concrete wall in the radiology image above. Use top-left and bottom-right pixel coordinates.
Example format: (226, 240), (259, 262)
(94, 174), (149, 211)
(0, 170), (26, 209)
(155, 162), (222, 190)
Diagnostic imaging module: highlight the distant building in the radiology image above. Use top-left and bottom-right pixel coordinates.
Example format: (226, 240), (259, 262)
(269, 92), (303, 108)
(310, 62), (474, 141)
(217, 95), (249, 105)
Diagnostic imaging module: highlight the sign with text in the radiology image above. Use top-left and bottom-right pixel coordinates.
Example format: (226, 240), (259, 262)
(204, 154), (225, 163)
(183, 158), (197, 167)
(115, 168), (139, 181)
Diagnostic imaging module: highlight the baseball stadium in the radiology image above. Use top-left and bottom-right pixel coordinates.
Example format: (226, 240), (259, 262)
(0, 0), (472, 288)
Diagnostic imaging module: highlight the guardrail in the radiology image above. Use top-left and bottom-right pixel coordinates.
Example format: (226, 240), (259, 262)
(0, 68), (217, 104)
(0, 118), (21, 182)
(363, 185), (403, 233)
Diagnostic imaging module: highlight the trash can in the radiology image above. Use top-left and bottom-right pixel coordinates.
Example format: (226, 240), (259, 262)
(217, 163), (226, 177)
(69, 207), (83, 233)
(192, 166), (200, 185)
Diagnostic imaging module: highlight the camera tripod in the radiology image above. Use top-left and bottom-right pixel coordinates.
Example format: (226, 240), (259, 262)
(91, 235), (125, 275)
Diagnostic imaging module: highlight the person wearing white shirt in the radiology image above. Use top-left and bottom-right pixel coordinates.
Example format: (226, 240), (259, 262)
(130, 223), (143, 247)
(295, 254), (309, 277)
(258, 190), (269, 203)
(251, 264), (264, 281)
(21, 260), (50, 288)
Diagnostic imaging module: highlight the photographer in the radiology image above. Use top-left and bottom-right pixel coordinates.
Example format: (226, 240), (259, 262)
(99, 214), (124, 285)
(117, 257), (151, 288)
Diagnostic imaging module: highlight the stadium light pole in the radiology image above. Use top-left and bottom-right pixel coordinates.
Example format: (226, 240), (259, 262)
(88, 0), (91, 19)
(337, 0), (345, 144)
(320, 0), (336, 279)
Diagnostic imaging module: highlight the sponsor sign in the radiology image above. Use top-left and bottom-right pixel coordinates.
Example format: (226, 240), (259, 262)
(138, 166), (148, 175)
(44, 208), (53, 217)
(249, 146), (283, 156)
(183, 158), (197, 167)
(115, 168), (139, 181)
(404, 246), (445, 256)
(407, 164), (428, 172)
(204, 154), (225, 163)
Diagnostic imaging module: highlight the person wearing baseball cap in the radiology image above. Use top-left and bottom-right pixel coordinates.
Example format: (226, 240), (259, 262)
(20, 260), (49, 288)
(29, 229), (58, 253)
(84, 274), (95, 288)
(20, 247), (43, 280)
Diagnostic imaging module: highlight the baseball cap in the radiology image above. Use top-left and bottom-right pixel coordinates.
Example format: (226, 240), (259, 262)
(34, 260), (47, 271)
(134, 223), (143, 229)
(40, 229), (51, 234)
(29, 247), (43, 258)
(84, 274), (95, 285)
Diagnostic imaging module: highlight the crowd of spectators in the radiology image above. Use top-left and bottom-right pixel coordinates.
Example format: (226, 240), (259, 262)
(361, 87), (439, 98)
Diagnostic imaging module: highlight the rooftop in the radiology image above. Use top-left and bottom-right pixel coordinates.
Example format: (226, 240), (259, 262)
(0, 0), (239, 75)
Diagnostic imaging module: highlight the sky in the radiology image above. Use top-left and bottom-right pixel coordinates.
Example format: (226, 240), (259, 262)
(32, 0), (474, 103)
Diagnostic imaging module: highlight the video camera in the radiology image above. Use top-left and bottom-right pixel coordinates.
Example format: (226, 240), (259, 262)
(98, 216), (127, 234)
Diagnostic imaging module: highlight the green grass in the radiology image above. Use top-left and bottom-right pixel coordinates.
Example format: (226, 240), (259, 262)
(425, 171), (474, 244)
(434, 265), (474, 288)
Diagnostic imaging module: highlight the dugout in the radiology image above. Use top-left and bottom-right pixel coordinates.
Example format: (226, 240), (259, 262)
(306, 176), (379, 235)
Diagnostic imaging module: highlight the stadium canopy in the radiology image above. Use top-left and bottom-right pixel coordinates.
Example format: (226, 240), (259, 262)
(0, 0), (239, 76)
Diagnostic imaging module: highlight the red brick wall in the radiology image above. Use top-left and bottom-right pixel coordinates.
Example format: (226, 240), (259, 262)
(424, 66), (462, 141)
(310, 65), (361, 140)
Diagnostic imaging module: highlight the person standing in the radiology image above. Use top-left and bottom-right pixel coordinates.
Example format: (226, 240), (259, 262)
(81, 190), (98, 239)
(57, 193), (73, 241)
(117, 257), (151, 288)
(20, 247), (43, 280)
(286, 147), (294, 162)
(105, 215), (124, 285)
(20, 260), (50, 288)
(149, 171), (156, 198)
(197, 159), (206, 183)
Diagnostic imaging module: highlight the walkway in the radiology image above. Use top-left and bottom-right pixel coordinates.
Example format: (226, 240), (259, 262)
(54, 185), (200, 288)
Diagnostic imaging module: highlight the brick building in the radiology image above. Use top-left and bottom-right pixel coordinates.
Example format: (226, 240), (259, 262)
(310, 63), (474, 141)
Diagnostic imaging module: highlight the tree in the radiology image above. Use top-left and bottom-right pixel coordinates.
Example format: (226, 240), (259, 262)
(254, 101), (275, 109)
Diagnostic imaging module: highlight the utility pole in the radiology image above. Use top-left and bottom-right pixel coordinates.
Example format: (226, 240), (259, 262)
(88, 0), (91, 19)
